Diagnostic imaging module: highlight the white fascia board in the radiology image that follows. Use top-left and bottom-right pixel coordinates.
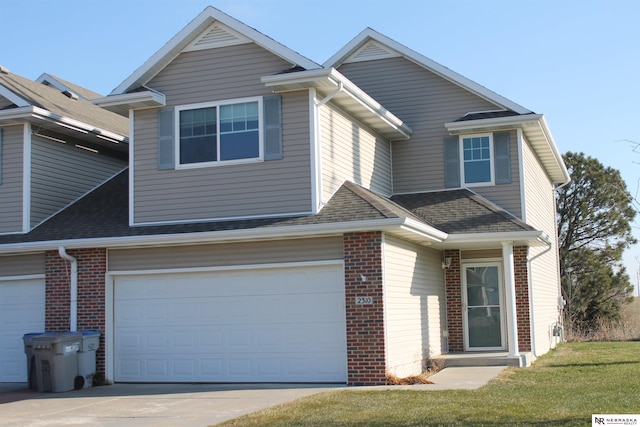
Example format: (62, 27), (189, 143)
(325, 28), (531, 115)
(0, 106), (37, 123)
(0, 218), (446, 255)
(442, 231), (548, 247)
(0, 85), (30, 107)
(111, 6), (320, 95)
(30, 106), (128, 143)
(92, 91), (166, 110)
(262, 68), (412, 139)
(536, 115), (570, 183)
(35, 73), (69, 94)
(445, 114), (544, 132)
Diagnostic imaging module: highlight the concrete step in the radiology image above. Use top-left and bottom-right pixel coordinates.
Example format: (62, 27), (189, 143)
(441, 352), (532, 368)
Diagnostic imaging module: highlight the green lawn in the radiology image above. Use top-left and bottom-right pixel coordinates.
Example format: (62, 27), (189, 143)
(218, 342), (640, 426)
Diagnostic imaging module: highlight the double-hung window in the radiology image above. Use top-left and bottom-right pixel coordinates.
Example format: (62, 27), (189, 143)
(461, 134), (493, 185)
(443, 131), (510, 188)
(176, 97), (262, 167)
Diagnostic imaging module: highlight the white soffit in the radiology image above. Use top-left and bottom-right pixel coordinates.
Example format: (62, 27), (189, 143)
(344, 40), (399, 63)
(184, 21), (250, 52)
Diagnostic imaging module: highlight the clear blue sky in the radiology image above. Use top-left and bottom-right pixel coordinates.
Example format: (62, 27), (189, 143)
(2, 0), (639, 292)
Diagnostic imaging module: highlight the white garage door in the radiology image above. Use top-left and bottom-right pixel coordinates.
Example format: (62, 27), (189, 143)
(114, 264), (346, 383)
(0, 278), (45, 382)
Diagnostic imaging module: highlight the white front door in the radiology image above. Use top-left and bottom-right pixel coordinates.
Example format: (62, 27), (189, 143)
(462, 263), (505, 351)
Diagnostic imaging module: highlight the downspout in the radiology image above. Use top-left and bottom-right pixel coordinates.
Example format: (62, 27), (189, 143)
(58, 246), (77, 331)
(315, 82), (343, 107)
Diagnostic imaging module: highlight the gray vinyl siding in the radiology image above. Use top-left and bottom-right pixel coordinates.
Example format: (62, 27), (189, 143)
(471, 129), (522, 217)
(30, 135), (127, 227)
(522, 138), (562, 355)
(338, 58), (509, 192)
(0, 253), (45, 276)
(383, 235), (445, 377)
(133, 44), (312, 224)
(108, 236), (343, 271)
(320, 102), (392, 201)
(0, 125), (24, 234)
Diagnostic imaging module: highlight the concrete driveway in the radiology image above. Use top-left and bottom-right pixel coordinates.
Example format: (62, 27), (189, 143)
(0, 382), (342, 426)
(0, 367), (504, 426)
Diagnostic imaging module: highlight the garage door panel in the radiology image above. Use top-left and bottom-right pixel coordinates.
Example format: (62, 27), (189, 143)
(0, 279), (45, 382)
(114, 265), (346, 383)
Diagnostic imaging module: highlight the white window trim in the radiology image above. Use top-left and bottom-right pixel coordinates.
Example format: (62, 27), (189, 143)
(459, 133), (495, 187)
(174, 96), (264, 169)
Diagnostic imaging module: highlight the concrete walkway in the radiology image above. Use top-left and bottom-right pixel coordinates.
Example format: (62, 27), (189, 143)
(0, 367), (506, 426)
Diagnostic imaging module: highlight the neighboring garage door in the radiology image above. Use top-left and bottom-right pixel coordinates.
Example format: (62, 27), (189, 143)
(113, 263), (346, 383)
(0, 278), (45, 382)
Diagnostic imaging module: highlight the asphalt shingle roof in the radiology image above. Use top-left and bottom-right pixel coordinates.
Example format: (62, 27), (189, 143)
(0, 69), (128, 136)
(0, 172), (535, 247)
(391, 190), (535, 234)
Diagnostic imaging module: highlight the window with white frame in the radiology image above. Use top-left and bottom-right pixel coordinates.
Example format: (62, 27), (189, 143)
(461, 134), (493, 185)
(444, 131), (511, 189)
(176, 98), (261, 166)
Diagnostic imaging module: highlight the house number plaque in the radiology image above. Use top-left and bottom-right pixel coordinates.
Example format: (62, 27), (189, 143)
(355, 296), (374, 305)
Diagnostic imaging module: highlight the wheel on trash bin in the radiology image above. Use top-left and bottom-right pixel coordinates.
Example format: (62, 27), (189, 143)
(74, 375), (84, 390)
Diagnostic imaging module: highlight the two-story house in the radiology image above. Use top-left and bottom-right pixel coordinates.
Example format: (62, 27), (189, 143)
(0, 6), (569, 386)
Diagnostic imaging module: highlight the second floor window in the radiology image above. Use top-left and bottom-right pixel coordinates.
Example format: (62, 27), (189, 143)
(462, 135), (492, 184)
(177, 98), (261, 166)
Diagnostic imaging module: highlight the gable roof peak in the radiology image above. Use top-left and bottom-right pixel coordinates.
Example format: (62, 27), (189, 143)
(110, 5), (321, 95)
(324, 27), (531, 115)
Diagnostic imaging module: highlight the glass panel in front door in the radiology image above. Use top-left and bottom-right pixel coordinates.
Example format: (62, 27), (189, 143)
(466, 266), (503, 349)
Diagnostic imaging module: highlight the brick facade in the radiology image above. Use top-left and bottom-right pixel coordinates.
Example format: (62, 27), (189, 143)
(444, 246), (532, 353)
(444, 249), (463, 352)
(45, 248), (107, 378)
(343, 232), (386, 385)
(514, 245), (531, 351)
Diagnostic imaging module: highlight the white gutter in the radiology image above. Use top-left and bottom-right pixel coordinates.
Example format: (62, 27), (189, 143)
(442, 230), (549, 247)
(0, 218), (447, 255)
(0, 106), (128, 144)
(58, 246), (78, 331)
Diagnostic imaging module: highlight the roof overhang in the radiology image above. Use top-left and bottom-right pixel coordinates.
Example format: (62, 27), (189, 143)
(0, 217), (446, 256)
(93, 90), (166, 116)
(262, 68), (412, 140)
(434, 230), (551, 250)
(0, 106), (128, 145)
(445, 114), (570, 184)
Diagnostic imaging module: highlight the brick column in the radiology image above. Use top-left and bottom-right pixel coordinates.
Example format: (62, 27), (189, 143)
(45, 248), (107, 378)
(514, 246), (531, 351)
(444, 249), (462, 352)
(343, 232), (386, 385)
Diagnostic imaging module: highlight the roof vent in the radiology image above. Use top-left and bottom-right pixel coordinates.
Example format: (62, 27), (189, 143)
(0, 65), (9, 74)
(62, 90), (79, 100)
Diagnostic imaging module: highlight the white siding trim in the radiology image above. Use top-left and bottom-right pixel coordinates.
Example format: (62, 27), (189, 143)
(108, 259), (343, 276)
(310, 88), (321, 213)
(22, 123), (31, 232)
(381, 234), (390, 371)
(128, 109), (135, 227)
(0, 274), (45, 282)
(518, 128), (526, 222)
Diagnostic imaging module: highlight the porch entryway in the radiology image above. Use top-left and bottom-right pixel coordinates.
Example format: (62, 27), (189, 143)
(462, 263), (505, 351)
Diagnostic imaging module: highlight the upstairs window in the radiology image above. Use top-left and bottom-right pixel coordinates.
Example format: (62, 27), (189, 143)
(157, 95), (282, 171)
(462, 135), (493, 185)
(177, 98), (261, 166)
(444, 132), (511, 188)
